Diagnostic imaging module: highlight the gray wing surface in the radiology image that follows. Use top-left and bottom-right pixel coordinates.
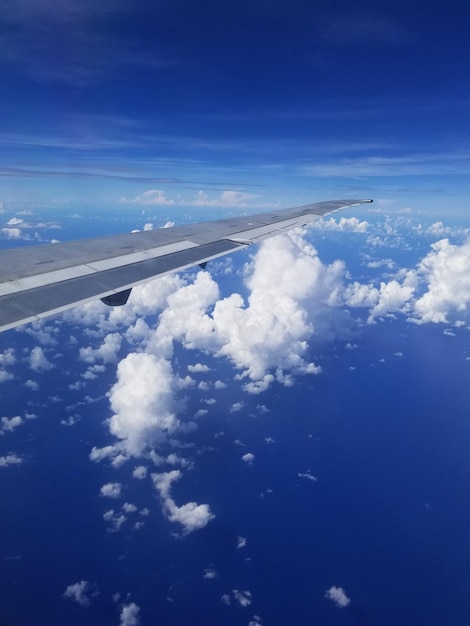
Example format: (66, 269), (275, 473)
(0, 198), (372, 332)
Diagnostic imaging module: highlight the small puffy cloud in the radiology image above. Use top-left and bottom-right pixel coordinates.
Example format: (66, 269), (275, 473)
(119, 602), (141, 626)
(221, 589), (253, 607)
(152, 470), (215, 534)
(230, 401), (244, 413)
(100, 482), (123, 499)
(28, 346), (54, 372)
(122, 189), (174, 206)
(166, 500), (214, 533)
(188, 363), (211, 373)
(241, 453), (255, 465)
(298, 470), (318, 482)
(24, 379), (39, 391)
(237, 536), (247, 549)
(2, 227), (21, 239)
(79, 333), (122, 364)
(203, 568), (218, 579)
(192, 190), (275, 209)
(1, 416), (23, 434)
(63, 580), (96, 606)
(132, 465), (148, 479)
(314, 216), (369, 233)
(122, 502), (138, 513)
(232, 589), (252, 608)
(0, 453), (24, 467)
(425, 222), (452, 237)
(103, 509), (127, 532)
(0, 348), (15, 382)
(325, 585), (351, 608)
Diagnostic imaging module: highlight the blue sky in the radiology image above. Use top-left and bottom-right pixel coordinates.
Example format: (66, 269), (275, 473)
(2, 0), (470, 214)
(3, 3), (470, 625)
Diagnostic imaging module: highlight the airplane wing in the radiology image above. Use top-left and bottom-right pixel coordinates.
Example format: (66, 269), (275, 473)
(0, 198), (372, 332)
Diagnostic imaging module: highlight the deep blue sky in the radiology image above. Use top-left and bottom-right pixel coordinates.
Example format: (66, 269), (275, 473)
(2, 0), (470, 213)
(3, 3), (470, 625)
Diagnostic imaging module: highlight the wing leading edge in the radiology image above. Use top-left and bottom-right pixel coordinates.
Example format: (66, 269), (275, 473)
(0, 199), (372, 332)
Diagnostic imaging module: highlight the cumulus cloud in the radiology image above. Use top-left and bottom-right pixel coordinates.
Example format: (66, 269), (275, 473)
(79, 333), (122, 364)
(152, 470), (214, 534)
(232, 589), (252, 607)
(313, 216), (369, 233)
(28, 346), (54, 372)
(0, 453), (24, 467)
(132, 465), (148, 479)
(298, 470), (318, 482)
(412, 238), (470, 324)
(63, 580), (96, 606)
(107, 353), (180, 457)
(24, 379), (39, 391)
(146, 231), (346, 392)
(0, 348), (16, 382)
(1, 416), (23, 435)
(325, 585), (350, 608)
(121, 189), (174, 206)
(100, 482), (123, 499)
(188, 363), (211, 373)
(241, 452), (255, 464)
(119, 602), (141, 626)
(192, 190), (276, 209)
(103, 509), (127, 532)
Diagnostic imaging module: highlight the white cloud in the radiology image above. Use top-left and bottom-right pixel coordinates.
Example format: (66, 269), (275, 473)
(0, 453), (24, 467)
(24, 379), (39, 391)
(192, 190), (276, 209)
(298, 470), (318, 482)
(237, 536), (247, 549)
(122, 502), (138, 513)
(103, 509), (127, 532)
(152, 470), (214, 534)
(412, 238), (470, 324)
(230, 401), (244, 413)
(119, 602), (141, 626)
(100, 482), (123, 499)
(203, 568), (218, 579)
(107, 353), (180, 457)
(79, 333), (122, 364)
(28, 346), (54, 372)
(232, 589), (252, 607)
(1, 416), (23, 434)
(188, 363), (211, 373)
(122, 189), (174, 206)
(132, 465), (148, 479)
(313, 216), (369, 233)
(0, 348), (16, 382)
(2, 227), (21, 239)
(63, 580), (96, 606)
(325, 585), (350, 608)
(241, 452), (255, 465)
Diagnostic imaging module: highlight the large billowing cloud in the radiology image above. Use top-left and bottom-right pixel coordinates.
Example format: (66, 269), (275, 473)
(146, 230), (346, 392)
(74, 227), (470, 469)
(412, 238), (470, 323)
